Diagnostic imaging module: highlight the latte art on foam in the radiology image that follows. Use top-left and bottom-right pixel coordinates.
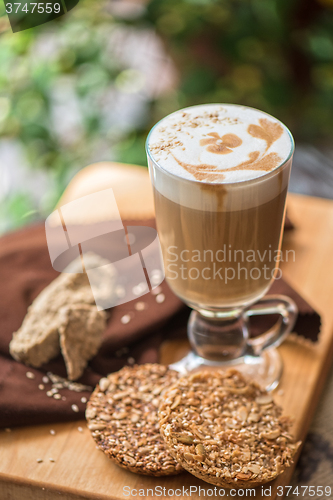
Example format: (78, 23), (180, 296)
(148, 104), (292, 183)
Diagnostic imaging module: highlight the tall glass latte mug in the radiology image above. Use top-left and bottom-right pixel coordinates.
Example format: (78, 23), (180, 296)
(146, 104), (297, 390)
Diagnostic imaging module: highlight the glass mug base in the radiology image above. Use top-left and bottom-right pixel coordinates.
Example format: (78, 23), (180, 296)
(170, 349), (283, 392)
(169, 295), (297, 392)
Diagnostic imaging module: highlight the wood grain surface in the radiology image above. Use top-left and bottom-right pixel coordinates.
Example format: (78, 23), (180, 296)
(1, 163), (333, 500)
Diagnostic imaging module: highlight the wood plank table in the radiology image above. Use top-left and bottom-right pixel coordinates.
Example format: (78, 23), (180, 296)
(1, 163), (333, 500)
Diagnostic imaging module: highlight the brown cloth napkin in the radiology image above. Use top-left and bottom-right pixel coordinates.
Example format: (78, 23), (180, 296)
(0, 222), (320, 428)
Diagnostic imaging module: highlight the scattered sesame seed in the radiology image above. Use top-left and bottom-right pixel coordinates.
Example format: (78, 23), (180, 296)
(277, 389), (284, 396)
(151, 286), (162, 295)
(156, 293), (165, 304)
(53, 394), (61, 400)
(135, 301), (146, 311)
(115, 285), (126, 299)
(71, 404), (79, 413)
(50, 429), (56, 435)
(62, 396), (66, 401)
(46, 391), (53, 397)
(36, 458), (43, 463)
(38, 384), (45, 390)
(131, 234), (140, 248)
(42, 376), (49, 384)
(51, 388), (58, 394)
(121, 314), (131, 325)
(81, 397), (87, 404)
(26, 371), (35, 379)
(78, 427), (83, 432)
(127, 357), (135, 365)
(46, 372), (92, 392)
(49, 458), (55, 462)
(150, 269), (163, 286)
(132, 282), (148, 296)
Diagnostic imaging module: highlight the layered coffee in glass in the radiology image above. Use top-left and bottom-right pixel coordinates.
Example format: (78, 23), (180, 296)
(146, 104), (297, 390)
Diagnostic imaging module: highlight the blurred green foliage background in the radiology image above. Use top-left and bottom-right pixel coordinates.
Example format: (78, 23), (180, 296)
(0, 0), (333, 232)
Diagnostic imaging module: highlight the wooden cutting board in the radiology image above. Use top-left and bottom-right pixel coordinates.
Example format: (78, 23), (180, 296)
(1, 163), (333, 500)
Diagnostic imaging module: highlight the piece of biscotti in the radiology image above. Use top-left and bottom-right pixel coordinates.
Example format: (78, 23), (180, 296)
(9, 253), (114, 375)
(9, 313), (61, 367)
(9, 272), (95, 367)
(59, 304), (106, 381)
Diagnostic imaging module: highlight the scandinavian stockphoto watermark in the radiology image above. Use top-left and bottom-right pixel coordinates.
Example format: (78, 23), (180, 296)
(123, 485), (256, 497)
(122, 485), (332, 498)
(45, 187), (164, 311)
(166, 245), (296, 283)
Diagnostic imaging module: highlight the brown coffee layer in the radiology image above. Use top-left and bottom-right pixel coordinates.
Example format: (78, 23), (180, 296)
(154, 186), (287, 309)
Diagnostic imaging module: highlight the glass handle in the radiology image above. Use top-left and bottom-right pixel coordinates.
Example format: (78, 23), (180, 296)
(244, 295), (298, 357)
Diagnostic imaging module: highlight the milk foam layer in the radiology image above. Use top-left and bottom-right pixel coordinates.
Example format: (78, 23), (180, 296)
(148, 104), (293, 184)
(147, 104), (294, 212)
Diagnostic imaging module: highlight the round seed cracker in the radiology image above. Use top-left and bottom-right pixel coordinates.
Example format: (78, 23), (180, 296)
(159, 369), (301, 488)
(86, 363), (183, 476)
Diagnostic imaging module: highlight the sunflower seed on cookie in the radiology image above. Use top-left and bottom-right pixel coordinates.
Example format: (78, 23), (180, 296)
(86, 364), (183, 476)
(159, 369), (301, 488)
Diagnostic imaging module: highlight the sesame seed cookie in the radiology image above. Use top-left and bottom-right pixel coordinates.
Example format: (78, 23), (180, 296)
(159, 369), (301, 488)
(86, 364), (183, 476)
